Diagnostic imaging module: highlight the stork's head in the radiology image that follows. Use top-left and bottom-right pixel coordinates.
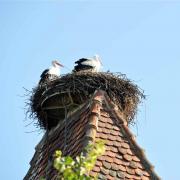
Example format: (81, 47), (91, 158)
(52, 60), (64, 68)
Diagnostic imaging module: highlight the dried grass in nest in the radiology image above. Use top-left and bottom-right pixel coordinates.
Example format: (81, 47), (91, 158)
(27, 72), (145, 129)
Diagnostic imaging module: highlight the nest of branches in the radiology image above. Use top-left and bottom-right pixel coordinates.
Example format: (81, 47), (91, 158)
(27, 72), (145, 129)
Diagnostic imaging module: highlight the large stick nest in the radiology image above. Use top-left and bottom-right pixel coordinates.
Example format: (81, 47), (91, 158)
(27, 72), (145, 130)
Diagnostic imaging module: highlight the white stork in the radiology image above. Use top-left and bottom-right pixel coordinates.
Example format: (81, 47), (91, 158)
(74, 55), (102, 72)
(39, 60), (64, 84)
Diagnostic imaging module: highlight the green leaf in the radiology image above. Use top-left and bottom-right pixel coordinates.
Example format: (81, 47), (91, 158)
(39, 177), (46, 180)
(64, 156), (74, 166)
(52, 140), (105, 180)
(76, 156), (80, 163)
(54, 150), (62, 158)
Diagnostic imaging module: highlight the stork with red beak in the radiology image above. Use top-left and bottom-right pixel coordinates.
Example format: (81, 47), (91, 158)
(74, 55), (102, 72)
(39, 60), (64, 84)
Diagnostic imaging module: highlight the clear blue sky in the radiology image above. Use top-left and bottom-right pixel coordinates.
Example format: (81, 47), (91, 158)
(0, 1), (179, 180)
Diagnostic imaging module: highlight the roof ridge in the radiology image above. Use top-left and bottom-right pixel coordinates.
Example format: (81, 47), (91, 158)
(83, 90), (104, 147)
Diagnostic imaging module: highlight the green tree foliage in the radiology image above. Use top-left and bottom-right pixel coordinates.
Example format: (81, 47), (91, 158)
(53, 140), (105, 180)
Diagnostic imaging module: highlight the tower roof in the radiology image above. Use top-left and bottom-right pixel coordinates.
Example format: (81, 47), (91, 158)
(24, 90), (160, 180)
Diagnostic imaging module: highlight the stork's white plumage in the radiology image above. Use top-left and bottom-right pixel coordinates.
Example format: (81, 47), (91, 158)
(39, 60), (64, 84)
(74, 55), (102, 72)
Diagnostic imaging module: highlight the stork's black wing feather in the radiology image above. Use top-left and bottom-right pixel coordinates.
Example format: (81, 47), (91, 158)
(75, 58), (89, 64)
(40, 69), (49, 78)
(74, 64), (93, 72)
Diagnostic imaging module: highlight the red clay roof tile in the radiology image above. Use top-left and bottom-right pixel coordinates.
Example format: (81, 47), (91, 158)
(113, 141), (121, 147)
(123, 154), (133, 161)
(102, 161), (112, 169)
(125, 173), (134, 179)
(115, 154), (123, 160)
(136, 162), (144, 169)
(121, 142), (130, 149)
(106, 151), (116, 158)
(99, 133), (108, 139)
(118, 165), (126, 172)
(110, 129), (119, 136)
(89, 171), (98, 177)
(110, 146), (118, 153)
(100, 167), (109, 175)
(118, 147), (127, 155)
(98, 174), (107, 179)
(105, 156), (114, 163)
(98, 121), (106, 128)
(143, 170), (150, 177)
(98, 155), (106, 161)
(117, 171), (126, 178)
(116, 136), (123, 142)
(96, 160), (103, 167)
(129, 161), (138, 169)
(109, 170), (117, 177)
(113, 158), (122, 165)
(135, 168), (143, 176)
(132, 156), (141, 162)
(106, 174), (114, 180)
(102, 127), (111, 134)
(93, 166), (100, 173)
(100, 110), (110, 118)
(111, 163), (119, 171)
(126, 166), (135, 175)
(142, 176), (150, 180)
(127, 148), (133, 155)
(113, 126), (120, 131)
(108, 135), (116, 141)
(106, 140), (114, 146)
(105, 123), (112, 129)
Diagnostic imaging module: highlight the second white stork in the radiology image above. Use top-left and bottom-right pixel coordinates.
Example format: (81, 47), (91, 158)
(39, 60), (64, 85)
(73, 55), (102, 72)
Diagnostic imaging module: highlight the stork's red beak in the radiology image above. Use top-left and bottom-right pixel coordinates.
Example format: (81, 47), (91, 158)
(56, 62), (64, 67)
(59, 64), (64, 67)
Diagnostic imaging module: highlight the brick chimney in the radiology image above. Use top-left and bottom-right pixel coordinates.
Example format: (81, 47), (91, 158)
(24, 72), (160, 180)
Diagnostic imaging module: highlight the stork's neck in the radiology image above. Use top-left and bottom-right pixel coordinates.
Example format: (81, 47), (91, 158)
(49, 65), (61, 76)
(94, 55), (100, 61)
(53, 64), (59, 68)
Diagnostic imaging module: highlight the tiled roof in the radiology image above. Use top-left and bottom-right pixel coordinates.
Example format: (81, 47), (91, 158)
(24, 90), (160, 180)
